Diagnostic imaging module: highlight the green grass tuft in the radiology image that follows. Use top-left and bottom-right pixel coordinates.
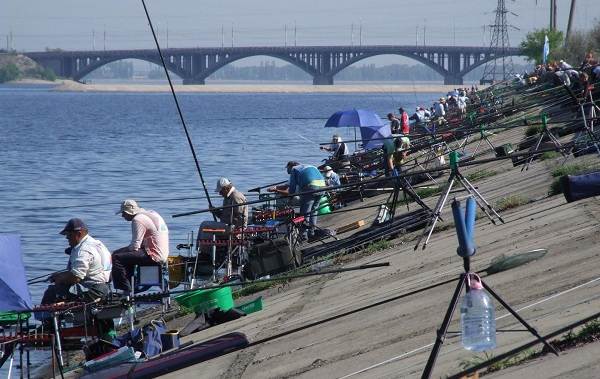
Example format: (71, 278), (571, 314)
(540, 151), (560, 161)
(525, 124), (542, 137)
(495, 195), (528, 211)
(466, 170), (498, 182)
(363, 239), (392, 254)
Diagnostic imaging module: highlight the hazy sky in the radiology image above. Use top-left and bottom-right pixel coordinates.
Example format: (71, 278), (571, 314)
(1, 0), (598, 65)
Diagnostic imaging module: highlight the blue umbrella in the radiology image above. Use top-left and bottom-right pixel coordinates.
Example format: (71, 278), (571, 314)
(325, 109), (384, 149)
(324, 109), (384, 128)
(0, 235), (33, 312)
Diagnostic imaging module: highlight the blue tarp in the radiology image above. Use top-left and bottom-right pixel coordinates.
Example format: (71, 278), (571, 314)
(0, 235), (33, 312)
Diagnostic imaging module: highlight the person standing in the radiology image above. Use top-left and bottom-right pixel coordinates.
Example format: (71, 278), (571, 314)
(212, 177), (248, 229)
(269, 161), (326, 239)
(387, 113), (400, 134)
(41, 218), (112, 304)
(398, 107), (410, 134)
(112, 199), (169, 293)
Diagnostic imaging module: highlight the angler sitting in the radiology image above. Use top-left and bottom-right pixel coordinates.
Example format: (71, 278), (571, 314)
(320, 134), (350, 168)
(112, 199), (169, 294)
(41, 218), (112, 305)
(212, 177), (248, 229)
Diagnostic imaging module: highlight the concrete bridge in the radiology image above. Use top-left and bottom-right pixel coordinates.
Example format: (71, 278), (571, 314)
(24, 45), (523, 85)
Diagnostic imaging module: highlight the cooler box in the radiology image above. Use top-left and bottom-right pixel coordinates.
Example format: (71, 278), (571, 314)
(249, 238), (296, 277)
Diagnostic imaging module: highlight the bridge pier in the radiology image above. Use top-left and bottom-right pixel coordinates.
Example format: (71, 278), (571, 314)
(313, 75), (334, 85)
(443, 75), (463, 85)
(183, 77), (205, 85)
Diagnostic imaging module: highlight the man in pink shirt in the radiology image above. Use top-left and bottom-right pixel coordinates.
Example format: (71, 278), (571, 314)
(112, 199), (169, 293)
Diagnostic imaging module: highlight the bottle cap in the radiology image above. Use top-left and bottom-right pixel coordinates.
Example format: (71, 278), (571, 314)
(467, 273), (483, 290)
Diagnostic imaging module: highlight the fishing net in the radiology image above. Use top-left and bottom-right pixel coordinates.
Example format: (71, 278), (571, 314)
(485, 249), (547, 275)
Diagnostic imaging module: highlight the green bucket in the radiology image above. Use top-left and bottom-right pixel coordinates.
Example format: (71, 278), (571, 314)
(174, 287), (234, 313)
(317, 196), (332, 215)
(0, 312), (30, 326)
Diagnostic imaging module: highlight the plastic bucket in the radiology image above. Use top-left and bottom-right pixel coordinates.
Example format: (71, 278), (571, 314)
(317, 196), (332, 215)
(174, 287), (234, 313)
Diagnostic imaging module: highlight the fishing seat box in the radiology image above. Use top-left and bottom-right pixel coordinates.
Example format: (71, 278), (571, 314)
(248, 238), (298, 278)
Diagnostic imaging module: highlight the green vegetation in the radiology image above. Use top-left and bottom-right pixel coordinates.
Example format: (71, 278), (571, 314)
(495, 195), (528, 211)
(0, 63), (20, 83)
(0, 54), (57, 83)
(362, 239), (392, 255)
(551, 163), (591, 178)
(525, 124), (542, 137)
(234, 280), (282, 299)
(519, 28), (564, 64)
(415, 186), (442, 199)
(540, 151), (560, 161)
(466, 170), (497, 182)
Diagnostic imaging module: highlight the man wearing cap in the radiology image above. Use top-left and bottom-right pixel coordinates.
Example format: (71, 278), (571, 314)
(320, 134), (349, 161)
(212, 177), (248, 229)
(323, 166), (341, 188)
(112, 200), (169, 293)
(269, 161), (326, 239)
(41, 218), (112, 304)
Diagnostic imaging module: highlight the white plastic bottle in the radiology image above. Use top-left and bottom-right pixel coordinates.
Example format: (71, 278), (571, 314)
(460, 274), (496, 351)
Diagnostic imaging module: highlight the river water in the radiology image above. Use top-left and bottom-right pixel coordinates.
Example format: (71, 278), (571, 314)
(0, 84), (441, 304)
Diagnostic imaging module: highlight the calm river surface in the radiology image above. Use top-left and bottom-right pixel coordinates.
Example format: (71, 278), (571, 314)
(0, 84), (441, 303)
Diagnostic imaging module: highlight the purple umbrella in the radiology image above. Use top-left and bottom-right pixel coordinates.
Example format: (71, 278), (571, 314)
(360, 124), (392, 150)
(325, 109), (384, 149)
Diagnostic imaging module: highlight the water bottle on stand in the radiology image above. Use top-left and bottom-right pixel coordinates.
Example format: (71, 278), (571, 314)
(460, 273), (496, 351)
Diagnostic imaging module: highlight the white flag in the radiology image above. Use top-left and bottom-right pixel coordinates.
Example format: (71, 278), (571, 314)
(542, 34), (550, 64)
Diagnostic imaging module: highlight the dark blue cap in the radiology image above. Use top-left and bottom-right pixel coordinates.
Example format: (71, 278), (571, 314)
(59, 218), (88, 235)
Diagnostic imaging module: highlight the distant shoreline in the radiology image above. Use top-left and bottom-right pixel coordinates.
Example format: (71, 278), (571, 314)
(5, 79), (479, 93)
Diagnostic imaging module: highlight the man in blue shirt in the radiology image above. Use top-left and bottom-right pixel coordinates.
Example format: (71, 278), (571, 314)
(269, 161), (326, 240)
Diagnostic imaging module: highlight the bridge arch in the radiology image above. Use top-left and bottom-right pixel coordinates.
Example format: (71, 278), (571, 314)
(192, 53), (314, 83)
(73, 56), (186, 81)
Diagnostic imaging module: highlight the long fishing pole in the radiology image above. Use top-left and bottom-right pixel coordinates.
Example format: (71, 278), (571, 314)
(173, 143), (573, 218)
(140, 0), (216, 221)
(133, 262), (390, 301)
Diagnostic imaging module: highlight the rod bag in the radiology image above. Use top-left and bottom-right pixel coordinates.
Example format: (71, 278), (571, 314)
(561, 171), (600, 203)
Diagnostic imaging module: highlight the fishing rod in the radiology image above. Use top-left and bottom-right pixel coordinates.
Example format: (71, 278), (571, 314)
(132, 262), (390, 301)
(172, 143), (574, 218)
(248, 180), (288, 193)
(140, 0), (216, 221)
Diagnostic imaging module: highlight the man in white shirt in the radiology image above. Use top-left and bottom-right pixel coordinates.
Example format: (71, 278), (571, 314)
(112, 199), (169, 293)
(41, 218), (112, 304)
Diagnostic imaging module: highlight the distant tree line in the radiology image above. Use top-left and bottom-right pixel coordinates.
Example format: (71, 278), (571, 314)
(0, 55), (56, 83)
(520, 19), (600, 65)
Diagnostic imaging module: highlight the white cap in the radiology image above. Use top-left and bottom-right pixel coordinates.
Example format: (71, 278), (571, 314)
(215, 177), (231, 193)
(116, 199), (141, 215)
(332, 134), (342, 142)
(324, 166), (333, 177)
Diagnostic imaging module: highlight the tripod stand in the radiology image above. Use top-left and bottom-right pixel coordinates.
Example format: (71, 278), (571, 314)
(421, 199), (559, 379)
(387, 170), (432, 221)
(522, 114), (567, 171)
(571, 87), (600, 157)
(414, 152), (504, 250)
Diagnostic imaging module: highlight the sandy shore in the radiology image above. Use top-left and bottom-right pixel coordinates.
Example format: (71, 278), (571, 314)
(52, 81), (470, 93)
